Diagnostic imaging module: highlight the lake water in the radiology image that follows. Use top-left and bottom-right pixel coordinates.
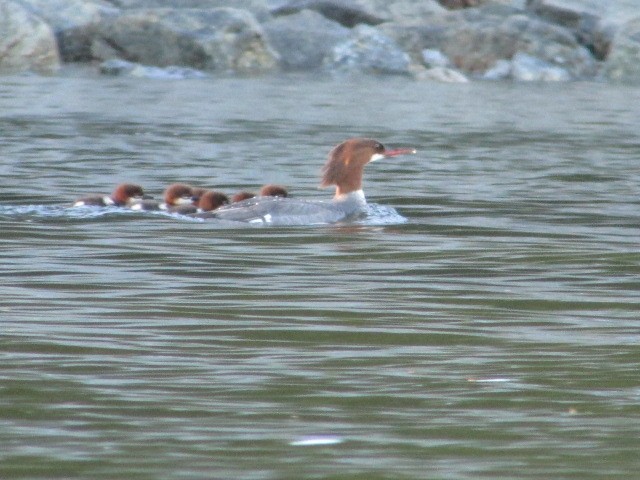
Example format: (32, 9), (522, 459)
(1, 69), (639, 479)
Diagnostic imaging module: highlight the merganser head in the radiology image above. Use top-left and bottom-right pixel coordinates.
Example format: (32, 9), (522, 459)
(164, 183), (195, 206)
(198, 190), (230, 211)
(320, 138), (416, 197)
(190, 187), (207, 205)
(111, 183), (145, 206)
(232, 191), (256, 202)
(259, 184), (288, 197)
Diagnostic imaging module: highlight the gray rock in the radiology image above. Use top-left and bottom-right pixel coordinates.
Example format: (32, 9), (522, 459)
(417, 65), (469, 82)
(511, 51), (571, 80)
(358, 0), (445, 24)
(525, 0), (600, 28)
(482, 58), (512, 79)
(324, 24), (411, 75)
(263, 10), (350, 70)
(526, 0), (613, 60)
(0, 0), (60, 74)
(93, 8), (279, 73)
(110, 0), (272, 22)
(483, 51), (571, 81)
(421, 48), (451, 67)
(437, 0), (495, 9)
(270, 0), (384, 27)
(13, 0), (119, 62)
(601, 16), (640, 84)
(381, 19), (456, 57)
(99, 58), (207, 78)
(387, 6), (596, 79)
(455, 14), (595, 78)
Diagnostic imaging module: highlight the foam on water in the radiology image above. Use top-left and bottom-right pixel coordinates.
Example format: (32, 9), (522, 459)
(359, 202), (408, 226)
(0, 204), (144, 220)
(0, 202), (408, 226)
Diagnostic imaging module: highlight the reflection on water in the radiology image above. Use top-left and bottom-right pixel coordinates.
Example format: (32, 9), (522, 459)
(1, 72), (640, 479)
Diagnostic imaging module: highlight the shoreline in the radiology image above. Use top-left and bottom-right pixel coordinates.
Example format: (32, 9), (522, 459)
(1, 0), (639, 83)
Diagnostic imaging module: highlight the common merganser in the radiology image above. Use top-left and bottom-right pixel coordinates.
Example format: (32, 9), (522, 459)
(197, 190), (230, 212)
(231, 185), (288, 202)
(259, 184), (288, 197)
(191, 187), (207, 204)
(232, 191), (255, 202)
(168, 186), (213, 215)
(209, 138), (416, 225)
(73, 183), (145, 207)
(189, 190), (231, 218)
(130, 183), (196, 212)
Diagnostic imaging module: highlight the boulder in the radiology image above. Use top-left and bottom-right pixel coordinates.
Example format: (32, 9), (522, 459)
(0, 0), (60, 74)
(263, 10), (350, 70)
(482, 58), (512, 79)
(270, 0), (384, 27)
(383, 5), (597, 80)
(421, 48), (451, 67)
(416, 47), (469, 82)
(358, 0), (445, 24)
(511, 52), (570, 80)
(99, 58), (207, 78)
(525, 0), (613, 60)
(483, 51), (570, 80)
(92, 8), (279, 73)
(416, 66), (469, 82)
(13, 0), (119, 62)
(111, 0), (272, 22)
(437, 0), (495, 9)
(324, 24), (411, 75)
(270, 0), (445, 26)
(601, 16), (640, 84)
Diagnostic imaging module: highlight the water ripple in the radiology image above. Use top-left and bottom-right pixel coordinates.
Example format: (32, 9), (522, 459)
(2, 75), (640, 480)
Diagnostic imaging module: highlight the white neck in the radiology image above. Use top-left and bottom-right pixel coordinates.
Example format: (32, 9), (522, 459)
(332, 189), (367, 215)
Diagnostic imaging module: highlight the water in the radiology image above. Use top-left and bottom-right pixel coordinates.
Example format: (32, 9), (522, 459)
(1, 69), (640, 479)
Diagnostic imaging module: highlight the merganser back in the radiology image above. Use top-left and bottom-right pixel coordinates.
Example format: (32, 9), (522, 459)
(73, 183), (145, 207)
(210, 138), (416, 225)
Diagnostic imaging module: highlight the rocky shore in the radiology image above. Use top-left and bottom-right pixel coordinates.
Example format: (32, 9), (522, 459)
(1, 0), (639, 83)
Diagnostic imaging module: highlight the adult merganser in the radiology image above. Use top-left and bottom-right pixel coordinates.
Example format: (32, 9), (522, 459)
(210, 138), (416, 225)
(73, 183), (145, 207)
(130, 183), (196, 212)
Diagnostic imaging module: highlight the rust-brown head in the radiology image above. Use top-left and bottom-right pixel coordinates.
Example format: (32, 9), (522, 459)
(198, 190), (230, 211)
(259, 184), (288, 198)
(164, 183), (194, 206)
(111, 183), (145, 206)
(320, 138), (416, 197)
(232, 191), (256, 203)
(190, 187), (207, 205)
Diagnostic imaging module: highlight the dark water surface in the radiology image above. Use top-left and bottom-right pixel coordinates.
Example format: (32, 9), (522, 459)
(1, 70), (639, 479)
